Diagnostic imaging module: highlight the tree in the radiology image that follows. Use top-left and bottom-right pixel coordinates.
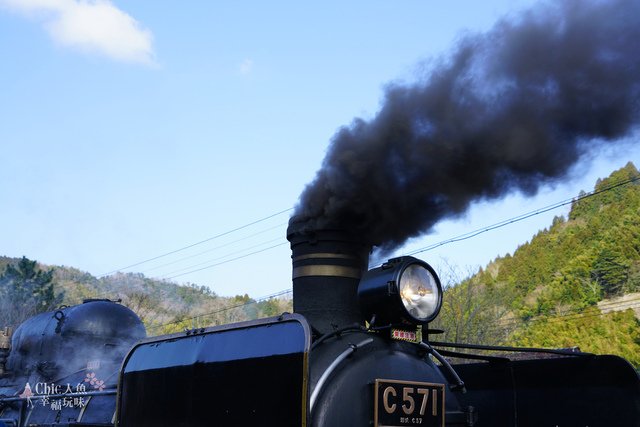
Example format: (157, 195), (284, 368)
(0, 257), (63, 328)
(432, 262), (512, 345)
(592, 247), (630, 297)
(120, 291), (164, 326)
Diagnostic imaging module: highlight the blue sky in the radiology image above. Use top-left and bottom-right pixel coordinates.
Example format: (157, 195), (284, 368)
(1, 0), (638, 298)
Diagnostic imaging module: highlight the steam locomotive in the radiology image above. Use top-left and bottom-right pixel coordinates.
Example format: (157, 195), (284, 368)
(0, 223), (638, 426)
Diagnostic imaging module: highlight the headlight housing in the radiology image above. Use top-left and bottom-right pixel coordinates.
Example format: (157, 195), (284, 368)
(358, 256), (442, 326)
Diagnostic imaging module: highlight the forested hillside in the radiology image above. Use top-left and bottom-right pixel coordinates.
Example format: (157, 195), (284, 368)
(434, 162), (640, 366)
(0, 256), (291, 335)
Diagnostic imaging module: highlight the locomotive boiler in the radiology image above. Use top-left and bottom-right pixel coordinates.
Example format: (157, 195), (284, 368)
(0, 299), (146, 426)
(0, 222), (638, 426)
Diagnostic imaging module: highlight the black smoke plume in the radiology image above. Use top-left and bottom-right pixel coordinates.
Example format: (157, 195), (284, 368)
(294, 0), (640, 250)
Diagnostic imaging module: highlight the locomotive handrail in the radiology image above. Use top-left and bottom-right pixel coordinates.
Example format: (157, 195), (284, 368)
(433, 347), (511, 363)
(309, 337), (374, 412)
(429, 341), (593, 357)
(310, 323), (367, 350)
(418, 342), (466, 393)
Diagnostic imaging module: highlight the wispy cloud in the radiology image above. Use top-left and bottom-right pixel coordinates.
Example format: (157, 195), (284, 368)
(1, 0), (155, 65)
(239, 58), (253, 75)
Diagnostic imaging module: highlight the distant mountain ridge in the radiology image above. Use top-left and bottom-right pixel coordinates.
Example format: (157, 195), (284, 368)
(0, 256), (291, 335)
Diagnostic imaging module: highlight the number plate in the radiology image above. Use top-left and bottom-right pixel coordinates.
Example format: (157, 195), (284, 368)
(374, 379), (445, 427)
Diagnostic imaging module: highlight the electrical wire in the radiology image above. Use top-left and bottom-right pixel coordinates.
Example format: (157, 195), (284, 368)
(99, 207), (292, 277)
(146, 288), (293, 332)
(102, 174), (639, 282)
(433, 299), (640, 342)
(163, 242), (288, 280)
(492, 300), (640, 329)
(158, 237), (284, 278)
(372, 174), (640, 266)
(139, 222), (288, 274)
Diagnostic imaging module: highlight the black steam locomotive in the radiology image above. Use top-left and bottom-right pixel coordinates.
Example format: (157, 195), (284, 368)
(0, 224), (638, 426)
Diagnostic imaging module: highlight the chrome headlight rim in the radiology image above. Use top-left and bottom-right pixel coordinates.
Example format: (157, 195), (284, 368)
(394, 258), (443, 324)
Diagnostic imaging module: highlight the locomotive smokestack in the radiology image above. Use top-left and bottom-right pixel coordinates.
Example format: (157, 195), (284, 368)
(287, 217), (370, 334)
(294, 0), (640, 253)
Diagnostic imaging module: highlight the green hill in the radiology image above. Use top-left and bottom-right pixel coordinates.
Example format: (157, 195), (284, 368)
(0, 257), (292, 335)
(434, 162), (640, 366)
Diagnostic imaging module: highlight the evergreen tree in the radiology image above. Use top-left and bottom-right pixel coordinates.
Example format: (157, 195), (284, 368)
(0, 257), (63, 327)
(592, 247), (630, 297)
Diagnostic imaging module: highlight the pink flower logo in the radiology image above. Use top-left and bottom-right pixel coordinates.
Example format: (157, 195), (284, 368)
(84, 372), (96, 385)
(84, 372), (105, 391)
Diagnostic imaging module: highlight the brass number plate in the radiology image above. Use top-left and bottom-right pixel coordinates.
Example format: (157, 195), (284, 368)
(374, 379), (445, 427)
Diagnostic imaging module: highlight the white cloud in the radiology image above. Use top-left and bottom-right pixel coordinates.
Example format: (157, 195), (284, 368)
(239, 58), (254, 75)
(1, 0), (155, 65)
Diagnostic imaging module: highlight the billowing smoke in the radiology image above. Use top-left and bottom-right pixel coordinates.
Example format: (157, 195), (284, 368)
(294, 0), (640, 250)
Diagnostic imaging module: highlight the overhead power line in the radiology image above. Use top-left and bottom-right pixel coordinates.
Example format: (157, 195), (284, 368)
(159, 237), (284, 279)
(391, 173), (640, 262)
(492, 300), (640, 330)
(146, 288), (293, 333)
(163, 242), (288, 280)
(99, 207), (293, 277)
(140, 222), (288, 275)
(104, 172), (639, 283)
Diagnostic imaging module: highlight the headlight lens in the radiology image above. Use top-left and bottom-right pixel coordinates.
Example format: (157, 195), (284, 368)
(399, 264), (440, 321)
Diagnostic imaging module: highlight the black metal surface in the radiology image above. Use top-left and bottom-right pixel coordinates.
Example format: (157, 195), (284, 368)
(307, 331), (468, 427)
(117, 315), (310, 427)
(0, 356), (121, 427)
(6, 300), (146, 377)
(0, 300), (146, 427)
(453, 355), (640, 426)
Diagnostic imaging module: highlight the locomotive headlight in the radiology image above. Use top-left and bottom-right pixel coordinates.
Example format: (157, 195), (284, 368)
(358, 256), (442, 326)
(399, 264), (440, 320)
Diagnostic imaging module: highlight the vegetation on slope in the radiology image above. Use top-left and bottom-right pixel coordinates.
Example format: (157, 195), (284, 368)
(434, 162), (640, 366)
(0, 256), (291, 335)
(0, 256), (63, 327)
